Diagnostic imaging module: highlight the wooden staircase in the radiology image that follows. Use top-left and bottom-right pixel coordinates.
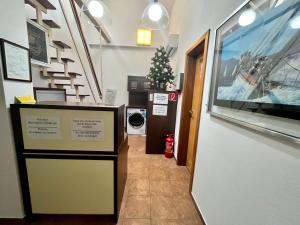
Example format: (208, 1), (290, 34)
(25, 0), (90, 103)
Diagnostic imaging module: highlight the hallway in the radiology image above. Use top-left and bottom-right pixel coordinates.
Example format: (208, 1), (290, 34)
(119, 135), (203, 225)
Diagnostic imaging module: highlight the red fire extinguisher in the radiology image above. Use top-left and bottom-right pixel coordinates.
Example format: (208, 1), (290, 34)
(164, 134), (174, 158)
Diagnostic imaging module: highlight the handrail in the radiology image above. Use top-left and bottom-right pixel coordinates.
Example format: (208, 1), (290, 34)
(68, 0), (103, 98)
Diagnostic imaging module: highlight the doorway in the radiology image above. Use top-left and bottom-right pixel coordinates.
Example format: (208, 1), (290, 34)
(177, 31), (210, 190)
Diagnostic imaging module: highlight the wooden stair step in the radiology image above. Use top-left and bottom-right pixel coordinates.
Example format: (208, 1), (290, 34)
(25, 0), (56, 10)
(47, 76), (71, 80)
(32, 19), (60, 28)
(55, 83), (84, 87)
(69, 72), (82, 77)
(52, 41), (71, 49)
(45, 71), (82, 77)
(66, 94), (90, 97)
(51, 57), (75, 63)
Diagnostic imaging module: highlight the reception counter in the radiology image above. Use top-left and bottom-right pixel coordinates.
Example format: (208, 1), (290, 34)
(10, 102), (128, 222)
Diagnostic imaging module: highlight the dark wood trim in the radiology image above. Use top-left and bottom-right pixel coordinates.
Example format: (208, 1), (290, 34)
(0, 38), (32, 82)
(33, 87), (67, 102)
(189, 193), (207, 225)
(0, 219), (24, 225)
(10, 106), (33, 217)
(176, 31), (210, 167)
(68, 0), (103, 98)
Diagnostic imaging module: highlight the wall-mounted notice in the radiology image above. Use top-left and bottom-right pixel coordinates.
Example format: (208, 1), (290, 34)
(72, 119), (104, 141)
(26, 116), (61, 139)
(153, 105), (168, 116)
(153, 93), (168, 105)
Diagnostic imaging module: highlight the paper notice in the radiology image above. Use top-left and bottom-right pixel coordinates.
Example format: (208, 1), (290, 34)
(153, 93), (169, 105)
(72, 119), (104, 141)
(153, 105), (168, 116)
(26, 116), (61, 139)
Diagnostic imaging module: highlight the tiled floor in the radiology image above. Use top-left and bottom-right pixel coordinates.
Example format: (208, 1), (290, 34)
(0, 135), (203, 225)
(118, 135), (204, 225)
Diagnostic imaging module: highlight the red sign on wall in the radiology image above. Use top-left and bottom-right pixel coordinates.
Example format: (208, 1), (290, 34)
(168, 92), (177, 102)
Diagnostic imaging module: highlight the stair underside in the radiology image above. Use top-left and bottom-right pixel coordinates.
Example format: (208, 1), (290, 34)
(45, 71), (82, 77)
(55, 83), (84, 87)
(25, 0), (56, 10)
(32, 19), (60, 28)
(51, 57), (75, 63)
(52, 41), (71, 49)
(67, 94), (90, 97)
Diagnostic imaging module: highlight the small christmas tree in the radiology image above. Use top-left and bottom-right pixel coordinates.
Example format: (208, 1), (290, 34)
(147, 46), (174, 90)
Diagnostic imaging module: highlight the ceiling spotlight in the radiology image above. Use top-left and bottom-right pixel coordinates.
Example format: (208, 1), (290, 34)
(239, 9), (256, 26)
(87, 0), (104, 18)
(290, 15), (300, 29)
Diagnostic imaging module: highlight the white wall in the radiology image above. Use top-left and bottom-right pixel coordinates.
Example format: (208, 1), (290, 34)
(89, 0), (173, 106)
(172, 0), (300, 224)
(0, 0), (33, 218)
(96, 47), (155, 106)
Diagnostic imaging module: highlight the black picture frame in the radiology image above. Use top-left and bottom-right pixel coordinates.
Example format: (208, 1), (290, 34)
(27, 20), (49, 66)
(0, 38), (32, 82)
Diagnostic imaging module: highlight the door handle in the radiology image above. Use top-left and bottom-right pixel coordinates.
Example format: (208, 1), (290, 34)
(189, 109), (194, 118)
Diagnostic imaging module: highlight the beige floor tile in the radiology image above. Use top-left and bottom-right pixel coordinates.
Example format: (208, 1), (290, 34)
(151, 219), (203, 225)
(125, 195), (150, 219)
(149, 168), (169, 181)
(173, 196), (198, 220)
(150, 196), (178, 219)
(168, 167), (190, 182)
(169, 180), (190, 197)
(123, 218), (151, 225)
(150, 180), (172, 196)
(128, 179), (150, 196)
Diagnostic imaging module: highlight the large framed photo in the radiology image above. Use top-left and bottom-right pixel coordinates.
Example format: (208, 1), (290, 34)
(0, 39), (32, 82)
(209, 0), (300, 143)
(27, 19), (49, 66)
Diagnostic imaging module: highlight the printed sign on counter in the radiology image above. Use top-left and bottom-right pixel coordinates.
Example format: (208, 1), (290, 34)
(153, 93), (169, 105)
(153, 105), (168, 116)
(72, 119), (104, 141)
(26, 116), (61, 139)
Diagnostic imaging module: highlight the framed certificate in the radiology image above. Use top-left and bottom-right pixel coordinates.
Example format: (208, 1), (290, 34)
(0, 39), (32, 82)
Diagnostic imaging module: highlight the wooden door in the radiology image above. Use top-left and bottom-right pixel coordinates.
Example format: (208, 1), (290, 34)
(186, 55), (204, 173)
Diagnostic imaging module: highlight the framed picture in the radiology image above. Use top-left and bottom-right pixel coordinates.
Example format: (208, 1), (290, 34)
(208, 0), (300, 144)
(34, 87), (66, 102)
(0, 39), (32, 82)
(27, 19), (49, 66)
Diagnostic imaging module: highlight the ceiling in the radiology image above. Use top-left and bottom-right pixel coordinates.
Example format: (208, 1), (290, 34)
(99, 0), (177, 46)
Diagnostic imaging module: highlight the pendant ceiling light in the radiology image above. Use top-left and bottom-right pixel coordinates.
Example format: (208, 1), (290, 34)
(142, 0), (170, 30)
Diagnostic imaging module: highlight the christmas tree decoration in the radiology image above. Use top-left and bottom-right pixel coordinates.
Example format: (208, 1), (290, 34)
(147, 46), (174, 90)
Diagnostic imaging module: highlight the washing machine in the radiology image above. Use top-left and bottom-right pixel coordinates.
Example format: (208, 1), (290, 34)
(127, 107), (147, 135)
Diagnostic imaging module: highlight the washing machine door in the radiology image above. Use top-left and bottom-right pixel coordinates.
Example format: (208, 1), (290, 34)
(128, 112), (145, 129)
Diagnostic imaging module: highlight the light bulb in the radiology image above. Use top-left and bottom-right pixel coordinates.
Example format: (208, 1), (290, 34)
(290, 15), (300, 29)
(88, 0), (104, 18)
(148, 3), (162, 21)
(238, 9), (256, 26)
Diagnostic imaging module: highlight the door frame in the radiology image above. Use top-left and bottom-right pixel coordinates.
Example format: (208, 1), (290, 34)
(176, 30), (210, 186)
